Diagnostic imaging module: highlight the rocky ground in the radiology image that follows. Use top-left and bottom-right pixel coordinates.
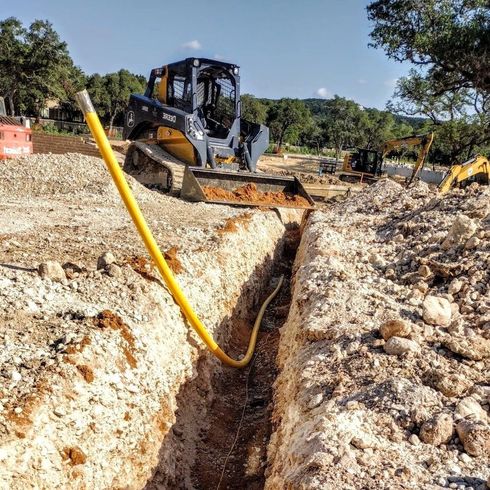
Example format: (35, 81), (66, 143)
(258, 155), (343, 186)
(267, 179), (489, 489)
(0, 152), (301, 488)
(1, 151), (489, 489)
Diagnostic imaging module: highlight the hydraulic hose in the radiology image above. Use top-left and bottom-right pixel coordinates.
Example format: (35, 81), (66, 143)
(75, 90), (283, 368)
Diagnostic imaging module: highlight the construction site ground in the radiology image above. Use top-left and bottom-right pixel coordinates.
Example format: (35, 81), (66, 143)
(258, 154), (362, 200)
(0, 152), (489, 489)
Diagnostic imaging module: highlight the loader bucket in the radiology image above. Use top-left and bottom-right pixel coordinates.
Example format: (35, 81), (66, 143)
(181, 167), (315, 209)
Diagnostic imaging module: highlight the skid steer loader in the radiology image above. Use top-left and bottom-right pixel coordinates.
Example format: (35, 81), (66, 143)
(122, 58), (313, 209)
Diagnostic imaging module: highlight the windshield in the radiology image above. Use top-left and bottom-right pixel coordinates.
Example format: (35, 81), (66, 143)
(195, 68), (236, 138)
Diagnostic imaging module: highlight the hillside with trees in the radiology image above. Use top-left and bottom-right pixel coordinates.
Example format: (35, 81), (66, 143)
(1, 8), (488, 167)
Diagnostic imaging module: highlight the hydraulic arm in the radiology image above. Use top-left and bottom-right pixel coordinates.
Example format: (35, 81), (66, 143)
(439, 155), (490, 194)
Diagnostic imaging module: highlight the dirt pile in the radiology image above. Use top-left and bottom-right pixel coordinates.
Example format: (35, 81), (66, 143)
(202, 183), (311, 208)
(0, 152), (303, 488)
(265, 168), (343, 186)
(267, 180), (489, 489)
(0, 152), (160, 204)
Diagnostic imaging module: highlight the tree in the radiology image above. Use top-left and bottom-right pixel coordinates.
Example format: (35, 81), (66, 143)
(0, 17), (78, 116)
(362, 109), (396, 150)
(241, 94), (267, 124)
(388, 74), (490, 163)
(267, 98), (310, 151)
(368, 1), (490, 165)
(367, 0), (490, 96)
(0, 18), (26, 115)
(322, 96), (367, 161)
(299, 119), (325, 154)
(87, 70), (146, 129)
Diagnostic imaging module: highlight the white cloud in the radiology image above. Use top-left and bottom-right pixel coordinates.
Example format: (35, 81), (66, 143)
(182, 40), (202, 50)
(315, 87), (330, 98)
(213, 54), (225, 61)
(358, 78), (368, 85)
(384, 78), (398, 88)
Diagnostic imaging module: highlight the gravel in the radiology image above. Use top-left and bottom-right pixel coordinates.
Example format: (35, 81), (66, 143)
(267, 179), (490, 489)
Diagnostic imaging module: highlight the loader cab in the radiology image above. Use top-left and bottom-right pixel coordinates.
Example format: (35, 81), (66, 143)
(347, 148), (383, 176)
(148, 58), (240, 141)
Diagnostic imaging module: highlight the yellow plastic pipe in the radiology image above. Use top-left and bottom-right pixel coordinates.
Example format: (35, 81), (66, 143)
(75, 90), (282, 368)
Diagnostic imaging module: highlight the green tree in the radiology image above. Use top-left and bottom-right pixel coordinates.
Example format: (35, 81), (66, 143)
(267, 98), (310, 151)
(241, 94), (267, 124)
(388, 75), (490, 163)
(367, 0), (490, 96)
(0, 17), (79, 116)
(299, 119), (325, 154)
(87, 70), (146, 129)
(362, 109), (396, 150)
(322, 96), (367, 161)
(368, 1), (490, 165)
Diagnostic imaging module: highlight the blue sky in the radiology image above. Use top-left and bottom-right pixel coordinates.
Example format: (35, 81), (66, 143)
(2, 0), (410, 109)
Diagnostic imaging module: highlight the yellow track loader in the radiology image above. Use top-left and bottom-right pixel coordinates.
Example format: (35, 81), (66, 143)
(122, 58), (314, 209)
(439, 155), (490, 194)
(339, 132), (434, 185)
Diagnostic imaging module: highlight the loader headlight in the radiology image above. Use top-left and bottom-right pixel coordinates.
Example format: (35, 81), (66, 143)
(186, 117), (204, 141)
(233, 67), (239, 75)
(193, 59), (200, 67)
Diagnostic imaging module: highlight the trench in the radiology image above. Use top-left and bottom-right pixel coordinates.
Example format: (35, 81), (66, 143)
(145, 224), (301, 490)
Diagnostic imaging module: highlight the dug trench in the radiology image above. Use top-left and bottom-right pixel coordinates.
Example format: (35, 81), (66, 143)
(0, 152), (309, 489)
(146, 225), (302, 489)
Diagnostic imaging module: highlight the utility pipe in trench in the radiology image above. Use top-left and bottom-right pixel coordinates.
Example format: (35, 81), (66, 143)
(75, 90), (283, 368)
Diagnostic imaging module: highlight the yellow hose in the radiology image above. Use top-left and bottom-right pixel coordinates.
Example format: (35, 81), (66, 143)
(75, 90), (283, 368)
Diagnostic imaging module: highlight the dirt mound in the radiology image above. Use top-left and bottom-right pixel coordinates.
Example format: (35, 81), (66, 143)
(0, 152), (159, 204)
(124, 249), (182, 277)
(266, 168), (343, 186)
(268, 181), (490, 489)
(202, 183), (311, 208)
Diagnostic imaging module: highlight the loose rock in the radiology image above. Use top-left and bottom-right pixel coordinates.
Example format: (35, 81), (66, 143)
(455, 397), (488, 422)
(369, 253), (387, 268)
(441, 215), (478, 250)
(422, 295), (452, 326)
(419, 413), (453, 446)
(456, 419), (490, 457)
(384, 336), (420, 355)
(443, 336), (490, 361)
(97, 252), (116, 270)
(106, 263), (122, 278)
(379, 319), (411, 340)
(431, 371), (471, 398)
(38, 261), (66, 282)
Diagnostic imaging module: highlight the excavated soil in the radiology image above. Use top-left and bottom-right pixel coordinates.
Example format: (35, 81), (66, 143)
(267, 180), (490, 490)
(2, 150), (489, 489)
(0, 152), (303, 489)
(202, 183), (311, 208)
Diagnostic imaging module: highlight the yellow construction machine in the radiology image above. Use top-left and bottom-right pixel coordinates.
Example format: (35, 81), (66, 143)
(122, 58), (314, 209)
(339, 132), (434, 185)
(438, 155), (490, 194)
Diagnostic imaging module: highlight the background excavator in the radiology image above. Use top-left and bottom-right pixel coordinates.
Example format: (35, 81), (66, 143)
(122, 58), (313, 209)
(339, 132), (434, 185)
(438, 155), (490, 194)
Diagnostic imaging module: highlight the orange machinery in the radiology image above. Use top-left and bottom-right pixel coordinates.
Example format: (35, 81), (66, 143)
(0, 97), (33, 159)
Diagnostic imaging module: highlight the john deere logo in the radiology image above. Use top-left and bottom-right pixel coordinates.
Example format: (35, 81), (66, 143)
(127, 111), (135, 127)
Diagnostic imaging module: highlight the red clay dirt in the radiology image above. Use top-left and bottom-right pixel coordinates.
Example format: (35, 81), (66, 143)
(124, 249), (183, 277)
(93, 310), (137, 368)
(218, 213), (253, 234)
(202, 183), (310, 208)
